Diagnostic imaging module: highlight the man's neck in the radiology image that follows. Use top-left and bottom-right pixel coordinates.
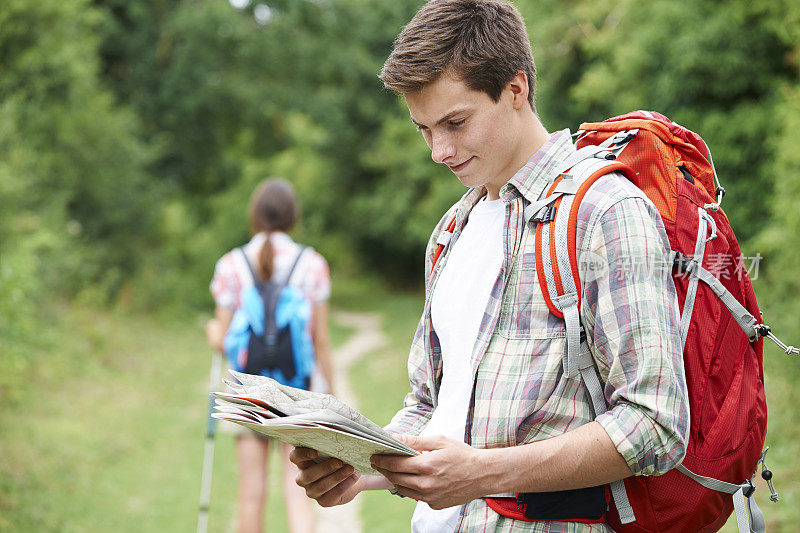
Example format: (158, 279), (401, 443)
(484, 112), (550, 200)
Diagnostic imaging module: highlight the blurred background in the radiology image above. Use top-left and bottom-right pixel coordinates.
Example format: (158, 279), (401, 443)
(1, 0), (799, 531)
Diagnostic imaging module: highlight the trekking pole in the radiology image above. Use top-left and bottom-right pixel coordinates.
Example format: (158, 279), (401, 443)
(197, 351), (223, 533)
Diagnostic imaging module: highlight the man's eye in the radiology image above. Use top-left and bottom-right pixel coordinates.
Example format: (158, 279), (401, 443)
(448, 119), (465, 128)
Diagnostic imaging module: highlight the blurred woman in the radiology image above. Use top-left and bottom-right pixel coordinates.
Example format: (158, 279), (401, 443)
(206, 178), (332, 533)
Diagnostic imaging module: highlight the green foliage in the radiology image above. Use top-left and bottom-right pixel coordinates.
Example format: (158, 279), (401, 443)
(523, 0), (795, 243)
(0, 0), (156, 396)
(3, 0), (800, 388)
(753, 16), (800, 343)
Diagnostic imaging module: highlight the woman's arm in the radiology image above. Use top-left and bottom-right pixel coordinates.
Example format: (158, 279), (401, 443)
(205, 306), (234, 353)
(311, 302), (334, 394)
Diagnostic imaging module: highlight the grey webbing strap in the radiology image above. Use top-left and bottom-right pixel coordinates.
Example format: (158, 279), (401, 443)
(700, 209), (718, 242)
(578, 351), (604, 417)
(677, 207), (758, 342)
(541, 155), (637, 525)
(553, 179), (580, 195)
(596, 129), (639, 161)
(611, 480), (635, 524)
(554, 293), (582, 379)
(559, 145), (608, 173)
(524, 173), (583, 223)
(688, 262), (758, 341)
(676, 464), (765, 533)
(524, 192), (566, 223)
(747, 492), (766, 533)
(676, 464), (743, 493)
(577, 350), (636, 524)
(733, 490), (752, 533)
(570, 156), (616, 184)
(742, 491), (766, 533)
(678, 208), (711, 350)
(561, 129), (638, 173)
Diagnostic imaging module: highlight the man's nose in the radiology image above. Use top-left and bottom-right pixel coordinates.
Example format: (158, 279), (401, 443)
(430, 131), (455, 164)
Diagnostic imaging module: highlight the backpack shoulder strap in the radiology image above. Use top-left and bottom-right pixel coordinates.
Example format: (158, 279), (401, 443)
(431, 214), (458, 274)
(281, 246), (308, 288)
(238, 247), (259, 283)
(529, 154), (639, 525)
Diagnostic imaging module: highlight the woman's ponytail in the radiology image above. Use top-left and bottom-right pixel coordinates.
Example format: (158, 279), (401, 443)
(258, 235), (274, 281)
(249, 177), (298, 282)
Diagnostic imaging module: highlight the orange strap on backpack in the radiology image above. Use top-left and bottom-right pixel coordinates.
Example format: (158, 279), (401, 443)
(431, 214), (458, 273)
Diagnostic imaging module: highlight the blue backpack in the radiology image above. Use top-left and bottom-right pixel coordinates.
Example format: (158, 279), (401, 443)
(223, 247), (314, 389)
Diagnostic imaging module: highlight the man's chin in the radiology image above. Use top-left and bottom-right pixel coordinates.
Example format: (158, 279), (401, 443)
(454, 174), (485, 190)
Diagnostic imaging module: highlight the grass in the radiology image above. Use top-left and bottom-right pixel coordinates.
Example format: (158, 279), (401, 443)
(2, 276), (799, 532)
(344, 289), (425, 532)
(0, 304), (352, 532)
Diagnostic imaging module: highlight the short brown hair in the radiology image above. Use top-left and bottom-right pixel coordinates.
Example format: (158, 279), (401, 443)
(379, 0), (536, 109)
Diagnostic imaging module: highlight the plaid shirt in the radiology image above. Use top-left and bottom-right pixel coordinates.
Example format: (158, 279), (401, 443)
(385, 130), (688, 532)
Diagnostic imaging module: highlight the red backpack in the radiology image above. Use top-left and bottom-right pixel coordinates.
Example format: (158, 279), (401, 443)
(569, 111), (775, 532)
(440, 111), (794, 531)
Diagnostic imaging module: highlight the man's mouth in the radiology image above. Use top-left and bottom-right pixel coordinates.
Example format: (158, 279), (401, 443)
(448, 157), (474, 173)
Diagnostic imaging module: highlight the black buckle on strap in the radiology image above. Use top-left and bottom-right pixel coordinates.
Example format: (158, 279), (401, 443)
(533, 205), (557, 224)
(615, 131), (638, 145)
(673, 251), (692, 273)
(743, 479), (756, 499)
(754, 324), (771, 339)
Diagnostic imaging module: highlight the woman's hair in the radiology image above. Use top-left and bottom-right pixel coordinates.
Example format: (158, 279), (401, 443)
(248, 178), (299, 280)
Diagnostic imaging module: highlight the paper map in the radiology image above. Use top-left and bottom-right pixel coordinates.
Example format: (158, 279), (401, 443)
(211, 370), (418, 474)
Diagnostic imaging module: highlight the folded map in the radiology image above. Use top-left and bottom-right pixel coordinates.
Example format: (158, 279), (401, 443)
(211, 370), (418, 474)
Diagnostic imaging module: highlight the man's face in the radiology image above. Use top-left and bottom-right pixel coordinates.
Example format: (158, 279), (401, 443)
(404, 73), (523, 193)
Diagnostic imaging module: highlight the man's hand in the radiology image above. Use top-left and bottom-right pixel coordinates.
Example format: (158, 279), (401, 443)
(290, 447), (362, 507)
(370, 435), (493, 510)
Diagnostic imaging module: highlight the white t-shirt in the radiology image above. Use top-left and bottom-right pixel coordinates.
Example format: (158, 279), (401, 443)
(411, 197), (506, 532)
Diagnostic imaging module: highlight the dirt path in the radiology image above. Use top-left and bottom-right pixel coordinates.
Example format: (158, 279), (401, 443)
(314, 311), (387, 533)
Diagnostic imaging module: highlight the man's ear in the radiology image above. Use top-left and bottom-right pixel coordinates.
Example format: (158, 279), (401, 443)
(507, 71), (529, 110)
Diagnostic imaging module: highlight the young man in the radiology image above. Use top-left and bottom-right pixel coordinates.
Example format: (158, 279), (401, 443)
(290, 1), (688, 531)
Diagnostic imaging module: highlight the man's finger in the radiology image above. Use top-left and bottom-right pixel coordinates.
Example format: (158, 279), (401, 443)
(371, 451), (432, 474)
(371, 466), (426, 492)
(296, 458), (345, 486)
(371, 453), (415, 472)
(396, 433), (450, 452)
(295, 459), (318, 470)
(391, 483), (425, 502)
(317, 474), (359, 507)
(289, 447), (318, 465)
(305, 466), (356, 500)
